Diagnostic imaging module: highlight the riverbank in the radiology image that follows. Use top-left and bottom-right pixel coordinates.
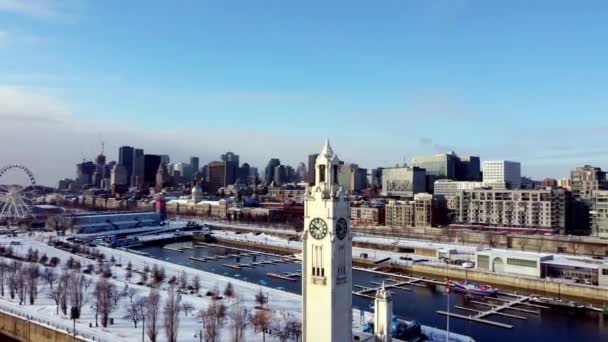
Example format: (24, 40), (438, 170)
(202, 230), (608, 302)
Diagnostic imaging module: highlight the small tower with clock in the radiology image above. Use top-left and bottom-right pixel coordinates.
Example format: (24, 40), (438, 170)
(302, 140), (352, 342)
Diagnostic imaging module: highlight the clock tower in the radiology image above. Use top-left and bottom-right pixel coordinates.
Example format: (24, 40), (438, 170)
(302, 140), (352, 342)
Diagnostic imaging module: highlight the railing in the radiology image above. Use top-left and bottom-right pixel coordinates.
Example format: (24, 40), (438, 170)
(0, 301), (109, 342)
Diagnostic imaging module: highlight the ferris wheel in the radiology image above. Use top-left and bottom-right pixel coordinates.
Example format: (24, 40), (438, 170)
(0, 164), (37, 225)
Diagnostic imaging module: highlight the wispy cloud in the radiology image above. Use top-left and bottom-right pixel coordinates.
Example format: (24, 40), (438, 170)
(0, 86), (73, 123)
(0, 0), (85, 20)
(0, 0), (57, 18)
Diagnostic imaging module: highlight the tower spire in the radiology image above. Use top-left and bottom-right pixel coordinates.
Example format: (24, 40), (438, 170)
(321, 139), (333, 157)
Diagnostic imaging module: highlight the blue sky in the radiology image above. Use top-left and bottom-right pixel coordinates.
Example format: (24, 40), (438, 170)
(1, 0), (607, 185)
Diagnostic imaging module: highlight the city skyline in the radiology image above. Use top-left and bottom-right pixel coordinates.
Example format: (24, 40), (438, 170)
(2, 1), (608, 185)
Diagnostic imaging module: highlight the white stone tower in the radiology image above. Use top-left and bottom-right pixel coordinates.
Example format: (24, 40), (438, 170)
(374, 283), (393, 342)
(302, 140), (353, 342)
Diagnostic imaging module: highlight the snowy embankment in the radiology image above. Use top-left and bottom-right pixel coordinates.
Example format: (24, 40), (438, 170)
(0, 235), (301, 342)
(210, 230), (444, 267)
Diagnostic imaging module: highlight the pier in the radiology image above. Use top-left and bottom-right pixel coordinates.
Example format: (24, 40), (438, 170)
(436, 294), (542, 329)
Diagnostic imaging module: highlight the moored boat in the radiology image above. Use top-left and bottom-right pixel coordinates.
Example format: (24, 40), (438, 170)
(266, 272), (297, 281)
(530, 296), (587, 312)
(450, 281), (498, 296)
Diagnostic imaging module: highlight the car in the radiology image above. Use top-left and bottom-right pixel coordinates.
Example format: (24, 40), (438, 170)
(9, 241), (21, 246)
(461, 262), (475, 269)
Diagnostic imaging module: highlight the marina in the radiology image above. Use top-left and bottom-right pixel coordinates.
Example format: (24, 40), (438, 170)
(137, 241), (608, 342)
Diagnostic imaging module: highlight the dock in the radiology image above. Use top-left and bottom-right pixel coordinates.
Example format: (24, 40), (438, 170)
(353, 277), (423, 298)
(436, 295), (540, 329)
(163, 247), (184, 252)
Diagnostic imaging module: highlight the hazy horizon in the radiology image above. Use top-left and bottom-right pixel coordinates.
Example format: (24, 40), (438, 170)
(2, 1), (607, 186)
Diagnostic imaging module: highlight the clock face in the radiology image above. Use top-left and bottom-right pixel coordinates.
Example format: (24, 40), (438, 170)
(336, 218), (348, 240)
(309, 218), (328, 240)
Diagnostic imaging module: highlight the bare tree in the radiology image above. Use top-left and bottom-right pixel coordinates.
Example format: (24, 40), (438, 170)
(181, 302), (194, 317)
(255, 288), (268, 309)
(223, 282), (234, 298)
(0, 260), (6, 296)
(42, 267), (56, 289)
(126, 287), (137, 303)
(251, 309), (272, 341)
(94, 278), (117, 327)
(7, 260), (19, 300)
(229, 297), (249, 341)
(16, 268), (26, 305)
(125, 267), (133, 282)
(26, 264), (39, 305)
(179, 271), (188, 290)
(140, 268), (149, 284)
(58, 271), (70, 315)
(200, 306), (219, 342)
(163, 285), (181, 342)
(151, 265), (166, 286)
(192, 275), (201, 293)
(145, 289), (161, 342)
(110, 285), (124, 306)
(124, 296), (146, 328)
(67, 273), (88, 318)
(288, 320), (302, 342)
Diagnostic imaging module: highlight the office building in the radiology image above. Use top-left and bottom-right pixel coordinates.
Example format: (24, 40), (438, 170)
(238, 163), (251, 183)
(456, 156), (481, 181)
(296, 162), (307, 182)
(434, 179), (484, 197)
(381, 166), (426, 198)
(367, 168), (382, 188)
(159, 155), (170, 165)
(224, 160), (238, 185)
(413, 153), (457, 179)
(274, 165), (288, 186)
(143, 154), (161, 187)
(264, 158), (281, 185)
(155, 163), (170, 190)
(591, 190), (608, 239)
(132, 148), (145, 186)
(207, 161), (226, 195)
(456, 188), (567, 232)
(190, 157), (200, 175)
(118, 146), (134, 181)
(76, 161), (96, 186)
(339, 163), (367, 192)
(110, 164), (129, 195)
(221, 151), (240, 165)
(482, 160), (522, 189)
(414, 193), (433, 228)
(570, 165), (608, 202)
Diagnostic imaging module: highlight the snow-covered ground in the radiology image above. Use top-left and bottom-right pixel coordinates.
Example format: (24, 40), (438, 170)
(0, 232), (474, 342)
(0, 235), (302, 342)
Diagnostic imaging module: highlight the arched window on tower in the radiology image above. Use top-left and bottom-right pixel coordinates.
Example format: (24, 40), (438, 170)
(319, 165), (326, 182)
(333, 165), (339, 184)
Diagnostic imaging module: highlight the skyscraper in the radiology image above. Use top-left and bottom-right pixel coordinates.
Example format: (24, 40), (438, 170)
(274, 165), (287, 186)
(207, 161), (226, 195)
(143, 154), (161, 187)
(190, 157), (200, 176)
(265, 158), (281, 185)
(160, 155), (170, 165)
(118, 146), (134, 181)
(221, 151), (240, 165)
(132, 148), (145, 186)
